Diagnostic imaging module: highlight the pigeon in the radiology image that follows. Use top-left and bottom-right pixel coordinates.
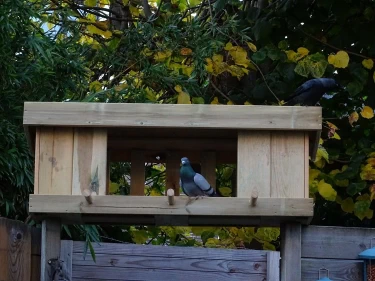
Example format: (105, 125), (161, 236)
(179, 157), (218, 198)
(284, 78), (345, 106)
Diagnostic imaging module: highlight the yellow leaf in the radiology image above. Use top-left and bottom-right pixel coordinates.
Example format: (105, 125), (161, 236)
(180, 48), (193, 56)
(150, 189), (162, 196)
(122, 0), (129, 5)
(246, 42), (257, 52)
(319, 138), (324, 145)
(373, 71), (375, 83)
(132, 230), (148, 244)
(154, 50), (172, 62)
(362, 59), (374, 70)
(349, 111), (359, 126)
(227, 65), (247, 79)
(332, 132), (341, 140)
(328, 50), (349, 68)
(227, 100), (234, 105)
(244, 101), (253, 105)
(141, 48), (153, 57)
(129, 5), (140, 16)
(109, 181), (119, 194)
(211, 97), (221, 105)
(174, 85), (182, 92)
(114, 83), (127, 92)
(297, 47), (309, 56)
(84, 0), (96, 6)
(145, 87), (157, 102)
(317, 179), (337, 201)
(229, 46), (250, 68)
(89, 80), (102, 92)
(326, 121), (338, 130)
(309, 168), (320, 183)
(218, 187), (232, 197)
(314, 146), (329, 163)
(87, 24), (112, 38)
(177, 90), (191, 104)
(47, 22), (54, 30)
(205, 55), (227, 76)
(341, 197), (354, 213)
(205, 238), (218, 248)
(224, 42), (234, 51)
(361, 106), (374, 119)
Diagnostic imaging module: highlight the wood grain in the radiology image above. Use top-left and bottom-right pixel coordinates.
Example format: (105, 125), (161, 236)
(38, 127), (54, 195)
(72, 128), (107, 195)
(302, 225), (375, 259)
(270, 132), (305, 198)
(237, 131), (271, 198)
(29, 195), (313, 220)
(41, 219), (61, 281)
(130, 150), (145, 195)
(304, 133), (309, 198)
(266, 251), (280, 281)
(201, 151), (216, 190)
(30, 226), (41, 281)
(301, 258), (363, 281)
(0, 218), (31, 281)
(60, 240), (73, 281)
(166, 152), (181, 196)
(33, 127), (40, 194)
(51, 128), (74, 195)
(281, 223), (301, 281)
(23, 102), (322, 130)
(72, 253), (266, 274)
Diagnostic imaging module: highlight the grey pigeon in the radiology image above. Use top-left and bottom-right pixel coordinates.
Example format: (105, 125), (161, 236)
(179, 157), (218, 197)
(284, 78), (345, 106)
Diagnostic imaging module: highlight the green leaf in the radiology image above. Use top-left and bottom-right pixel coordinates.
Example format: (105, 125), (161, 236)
(278, 40), (288, 50)
(213, 0), (227, 11)
(346, 181), (367, 196)
(294, 58), (310, 77)
(251, 48), (267, 63)
(347, 80), (364, 96)
(63, 225), (72, 238)
(87, 240), (96, 263)
(192, 97), (205, 104)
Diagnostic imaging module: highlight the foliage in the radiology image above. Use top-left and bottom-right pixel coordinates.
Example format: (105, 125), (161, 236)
(3, 0), (375, 258)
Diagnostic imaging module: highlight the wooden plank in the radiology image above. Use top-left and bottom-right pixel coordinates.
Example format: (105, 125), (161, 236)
(280, 223), (301, 281)
(23, 102), (322, 130)
(72, 128), (107, 195)
(304, 133), (309, 198)
(237, 131), (271, 198)
(302, 225), (375, 259)
(60, 240), (73, 281)
(270, 132), (305, 198)
(30, 226), (41, 281)
(130, 150), (145, 195)
(72, 253), (266, 274)
(41, 219), (61, 281)
(33, 127), (40, 194)
(51, 128), (74, 195)
(38, 127), (54, 195)
(72, 265), (266, 281)
(0, 218), (31, 281)
(266, 251), (280, 281)
(201, 151), (216, 190)
(166, 152), (180, 196)
(29, 195), (313, 218)
(301, 258), (363, 281)
(73, 241), (267, 261)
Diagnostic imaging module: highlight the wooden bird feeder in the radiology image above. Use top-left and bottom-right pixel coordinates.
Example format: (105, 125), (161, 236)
(24, 102), (321, 281)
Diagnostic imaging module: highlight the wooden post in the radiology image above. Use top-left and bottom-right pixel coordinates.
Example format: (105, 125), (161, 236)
(130, 150), (145, 195)
(60, 240), (73, 281)
(83, 189), (93, 204)
(41, 219), (61, 281)
(167, 188), (175, 205)
(267, 251), (280, 281)
(280, 223), (301, 281)
(201, 151), (216, 190)
(250, 188), (258, 207)
(166, 152), (180, 196)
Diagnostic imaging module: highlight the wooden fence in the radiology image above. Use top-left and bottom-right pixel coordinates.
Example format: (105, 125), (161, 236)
(1, 217), (374, 281)
(0, 217), (41, 281)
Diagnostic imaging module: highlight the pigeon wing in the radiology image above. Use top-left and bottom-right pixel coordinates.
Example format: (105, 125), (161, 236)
(284, 81), (314, 102)
(193, 173), (214, 195)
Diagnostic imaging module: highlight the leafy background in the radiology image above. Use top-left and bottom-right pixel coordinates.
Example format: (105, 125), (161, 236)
(2, 0), (375, 256)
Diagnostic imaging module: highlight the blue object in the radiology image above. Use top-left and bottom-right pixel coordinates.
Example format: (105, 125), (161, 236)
(359, 248), (375, 260)
(317, 278), (332, 281)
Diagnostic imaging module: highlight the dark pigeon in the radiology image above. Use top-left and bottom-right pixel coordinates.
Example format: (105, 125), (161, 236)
(284, 78), (344, 106)
(179, 157), (218, 197)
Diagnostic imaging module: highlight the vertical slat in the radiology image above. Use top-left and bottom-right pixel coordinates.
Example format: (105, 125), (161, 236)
(270, 132), (305, 198)
(72, 128), (107, 195)
(237, 131), (271, 198)
(266, 251), (280, 281)
(0, 218), (31, 281)
(38, 127), (54, 195)
(304, 133), (310, 198)
(201, 151), (216, 190)
(41, 219), (61, 281)
(166, 152), (180, 196)
(106, 158), (111, 195)
(130, 150), (145, 195)
(281, 223), (301, 281)
(51, 128), (74, 195)
(33, 127), (40, 194)
(60, 240), (73, 281)
(30, 227), (41, 281)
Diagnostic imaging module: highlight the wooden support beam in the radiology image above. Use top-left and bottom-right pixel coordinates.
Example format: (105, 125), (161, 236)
(130, 151), (145, 195)
(281, 223), (301, 281)
(166, 152), (180, 196)
(201, 151), (216, 190)
(41, 219), (61, 281)
(29, 195), (313, 226)
(167, 189), (175, 205)
(60, 240), (73, 281)
(266, 251), (280, 281)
